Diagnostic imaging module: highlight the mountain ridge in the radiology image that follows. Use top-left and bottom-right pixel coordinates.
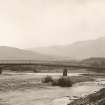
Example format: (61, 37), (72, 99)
(28, 37), (105, 60)
(0, 46), (73, 61)
(0, 46), (54, 60)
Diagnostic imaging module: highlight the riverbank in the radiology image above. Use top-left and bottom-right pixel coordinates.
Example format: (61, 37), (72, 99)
(69, 88), (105, 105)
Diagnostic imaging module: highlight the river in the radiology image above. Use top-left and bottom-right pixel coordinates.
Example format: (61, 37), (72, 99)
(52, 81), (104, 105)
(0, 72), (104, 105)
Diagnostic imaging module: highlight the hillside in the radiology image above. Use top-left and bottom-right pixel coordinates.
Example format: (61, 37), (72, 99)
(28, 37), (105, 60)
(81, 57), (105, 65)
(80, 57), (105, 67)
(80, 57), (105, 72)
(0, 46), (55, 60)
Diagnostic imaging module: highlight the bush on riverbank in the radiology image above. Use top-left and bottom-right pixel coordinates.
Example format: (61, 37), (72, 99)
(52, 76), (72, 87)
(42, 75), (53, 83)
(42, 74), (95, 87)
(42, 76), (72, 87)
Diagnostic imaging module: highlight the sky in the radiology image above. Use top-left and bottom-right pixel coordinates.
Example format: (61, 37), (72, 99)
(0, 0), (105, 48)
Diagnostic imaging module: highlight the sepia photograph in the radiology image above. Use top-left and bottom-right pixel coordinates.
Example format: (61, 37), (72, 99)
(0, 0), (105, 105)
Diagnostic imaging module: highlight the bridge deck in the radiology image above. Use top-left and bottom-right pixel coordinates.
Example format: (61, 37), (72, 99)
(0, 60), (104, 70)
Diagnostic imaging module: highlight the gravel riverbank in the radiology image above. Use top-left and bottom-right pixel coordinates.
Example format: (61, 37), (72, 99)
(69, 88), (105, 105)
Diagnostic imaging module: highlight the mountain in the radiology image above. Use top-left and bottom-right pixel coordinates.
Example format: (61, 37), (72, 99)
(80, 57), (105, 72)
(0, 46), (55, 60)
(28, 37), (105, 60)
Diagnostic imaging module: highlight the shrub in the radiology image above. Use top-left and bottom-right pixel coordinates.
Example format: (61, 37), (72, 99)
(52, 76), (72, 87)
(57, 76), (72, 87)
(42, 75), (72, 87)
(42, 75), (53, 83)
(52, 79), (58, 86)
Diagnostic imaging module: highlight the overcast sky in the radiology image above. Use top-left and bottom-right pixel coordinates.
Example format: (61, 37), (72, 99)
(0, 0), (105, 48)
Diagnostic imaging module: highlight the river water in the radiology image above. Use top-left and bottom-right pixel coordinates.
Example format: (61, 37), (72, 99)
(0, 72), (105, 105)
(52, 79), (104, 105)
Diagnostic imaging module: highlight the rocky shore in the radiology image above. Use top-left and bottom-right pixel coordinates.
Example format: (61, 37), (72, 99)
(68, 88), (105, 105)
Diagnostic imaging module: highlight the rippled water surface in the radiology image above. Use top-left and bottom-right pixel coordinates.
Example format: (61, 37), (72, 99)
(0, 72), (104, 105)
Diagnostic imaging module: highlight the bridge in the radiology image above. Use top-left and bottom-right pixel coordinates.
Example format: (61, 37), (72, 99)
(0, 60), (104, 74)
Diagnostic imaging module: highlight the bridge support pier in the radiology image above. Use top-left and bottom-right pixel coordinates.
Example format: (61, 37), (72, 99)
(0, 67), (2, 74)
(63, 68), (68, 76)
